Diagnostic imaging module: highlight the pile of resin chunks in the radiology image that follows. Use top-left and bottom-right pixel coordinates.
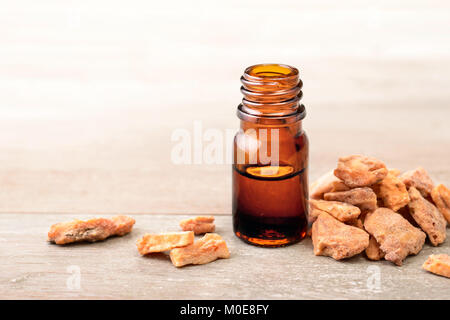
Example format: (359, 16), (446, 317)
(309, 155), (449, 267)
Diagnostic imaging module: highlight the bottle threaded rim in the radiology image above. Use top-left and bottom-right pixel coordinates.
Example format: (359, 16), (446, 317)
(239, 63), (304, 119)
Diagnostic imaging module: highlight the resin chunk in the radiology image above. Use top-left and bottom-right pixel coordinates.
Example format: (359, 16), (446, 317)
(136, 231), (194, 254)
(365, 236), (385, 261)
(310, 171), (350, 200)
(364, 208), (426, 266)
(422, 254), (450, 278)
(397, 206), (419, 227)
(311, 212), (369, 260)
(347, 218), (364, 230)
(169, 233), (230, 267)
(309, 199), (360, 222)
(308, 206), (325, 225)
(400, 167), (434, 197)
(324, 187), (378, 213)
(375, 172), (410, 211)
(48, 215), (135, 245)
(307, 206), (326, 237)
(431, 184), (450, 223)
(407, 187), (446, 246)
(334, 155), (388, 188)
(179, 216), (215, 235)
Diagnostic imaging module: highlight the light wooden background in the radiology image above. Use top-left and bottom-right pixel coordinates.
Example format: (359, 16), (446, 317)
(1, 0), (449, 299)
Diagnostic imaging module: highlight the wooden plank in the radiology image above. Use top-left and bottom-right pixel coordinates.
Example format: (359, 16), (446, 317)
(0, 214), (448, 299)
(0, 102), (449, 214)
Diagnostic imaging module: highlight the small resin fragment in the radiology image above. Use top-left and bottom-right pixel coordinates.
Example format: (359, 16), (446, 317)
(397, 206), (419, 227)
(374, 172), (410, 211)
(309, 199), (360, 222)
(364, 208), (426, 266)
(308, 206), (325, 226)
(422, 254), (450, 278)
(179, 216), (215, 235)
(136, 231), (194, 255)
(400, 167), (434, 197)
(310, 171), (350, 200)
(306, 206), (326, 236)
(334, 155), (388, 188)
(347, 218), (364, 230)
(311, 212), (369, 260)
(365, 236), (385, 261)
(431, 184), (450, 223)
(169, 233), (230, 267)
(324, 187), (378, 213)
(48, 215), (135, 245)
(111, 216), (136, 236)
(407, 187), (446, 246)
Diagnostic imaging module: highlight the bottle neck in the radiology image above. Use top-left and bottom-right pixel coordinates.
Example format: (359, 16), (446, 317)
(239, 118), (302, 133)
(237, 64), (306, 125)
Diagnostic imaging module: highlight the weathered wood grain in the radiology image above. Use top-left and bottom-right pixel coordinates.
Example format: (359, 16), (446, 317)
(0, 214), (448, 300)
(0, 102), (449, 214)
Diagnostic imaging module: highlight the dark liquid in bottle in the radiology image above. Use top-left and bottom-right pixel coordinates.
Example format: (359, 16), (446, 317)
(232, 165), (308, 247)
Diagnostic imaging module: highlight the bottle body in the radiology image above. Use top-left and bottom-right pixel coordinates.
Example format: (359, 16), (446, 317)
(232, 64), (309, 247)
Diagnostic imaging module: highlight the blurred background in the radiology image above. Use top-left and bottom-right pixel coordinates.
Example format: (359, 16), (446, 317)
(1, 0), (449, 214)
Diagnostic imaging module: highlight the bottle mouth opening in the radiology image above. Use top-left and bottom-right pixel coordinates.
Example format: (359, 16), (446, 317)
(241, 63), (301, 94)
(244, 64), (299, 81)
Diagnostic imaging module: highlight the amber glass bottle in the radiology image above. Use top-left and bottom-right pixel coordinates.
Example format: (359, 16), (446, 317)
(232, 64), (309, 247)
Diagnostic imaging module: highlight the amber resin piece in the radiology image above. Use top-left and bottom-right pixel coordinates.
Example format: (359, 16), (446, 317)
(347, 218), (364, 230)
(306, 206), (327, 237)
(170, 233), (230, 267)
(324, 187), (377, 213)
(310, 171), (350, 200)
(375, 172), (410, 211)
(407, 187), (446, 246)
(431, 184), (450, 223)
(309, 199), (360, 222)
(111, 216), (136, 236)
(179, 216), (215, 235)
(48, 215), (135, 245)
(400, 167), (434, 197)
(311, 212), (369, 260)
(422, 254), (450, 278)
(365, 236), (385, 261)
(397, 206), (419, 227)
(334, 155), (388, 188)
(136, 231), (194, 255)
(364, 208), (426, 266)
(308, 206), (325, 226)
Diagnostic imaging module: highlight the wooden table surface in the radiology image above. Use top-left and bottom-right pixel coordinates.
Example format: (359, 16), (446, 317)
(1, 1), (449, 299)
(1, 214), (449, 300)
